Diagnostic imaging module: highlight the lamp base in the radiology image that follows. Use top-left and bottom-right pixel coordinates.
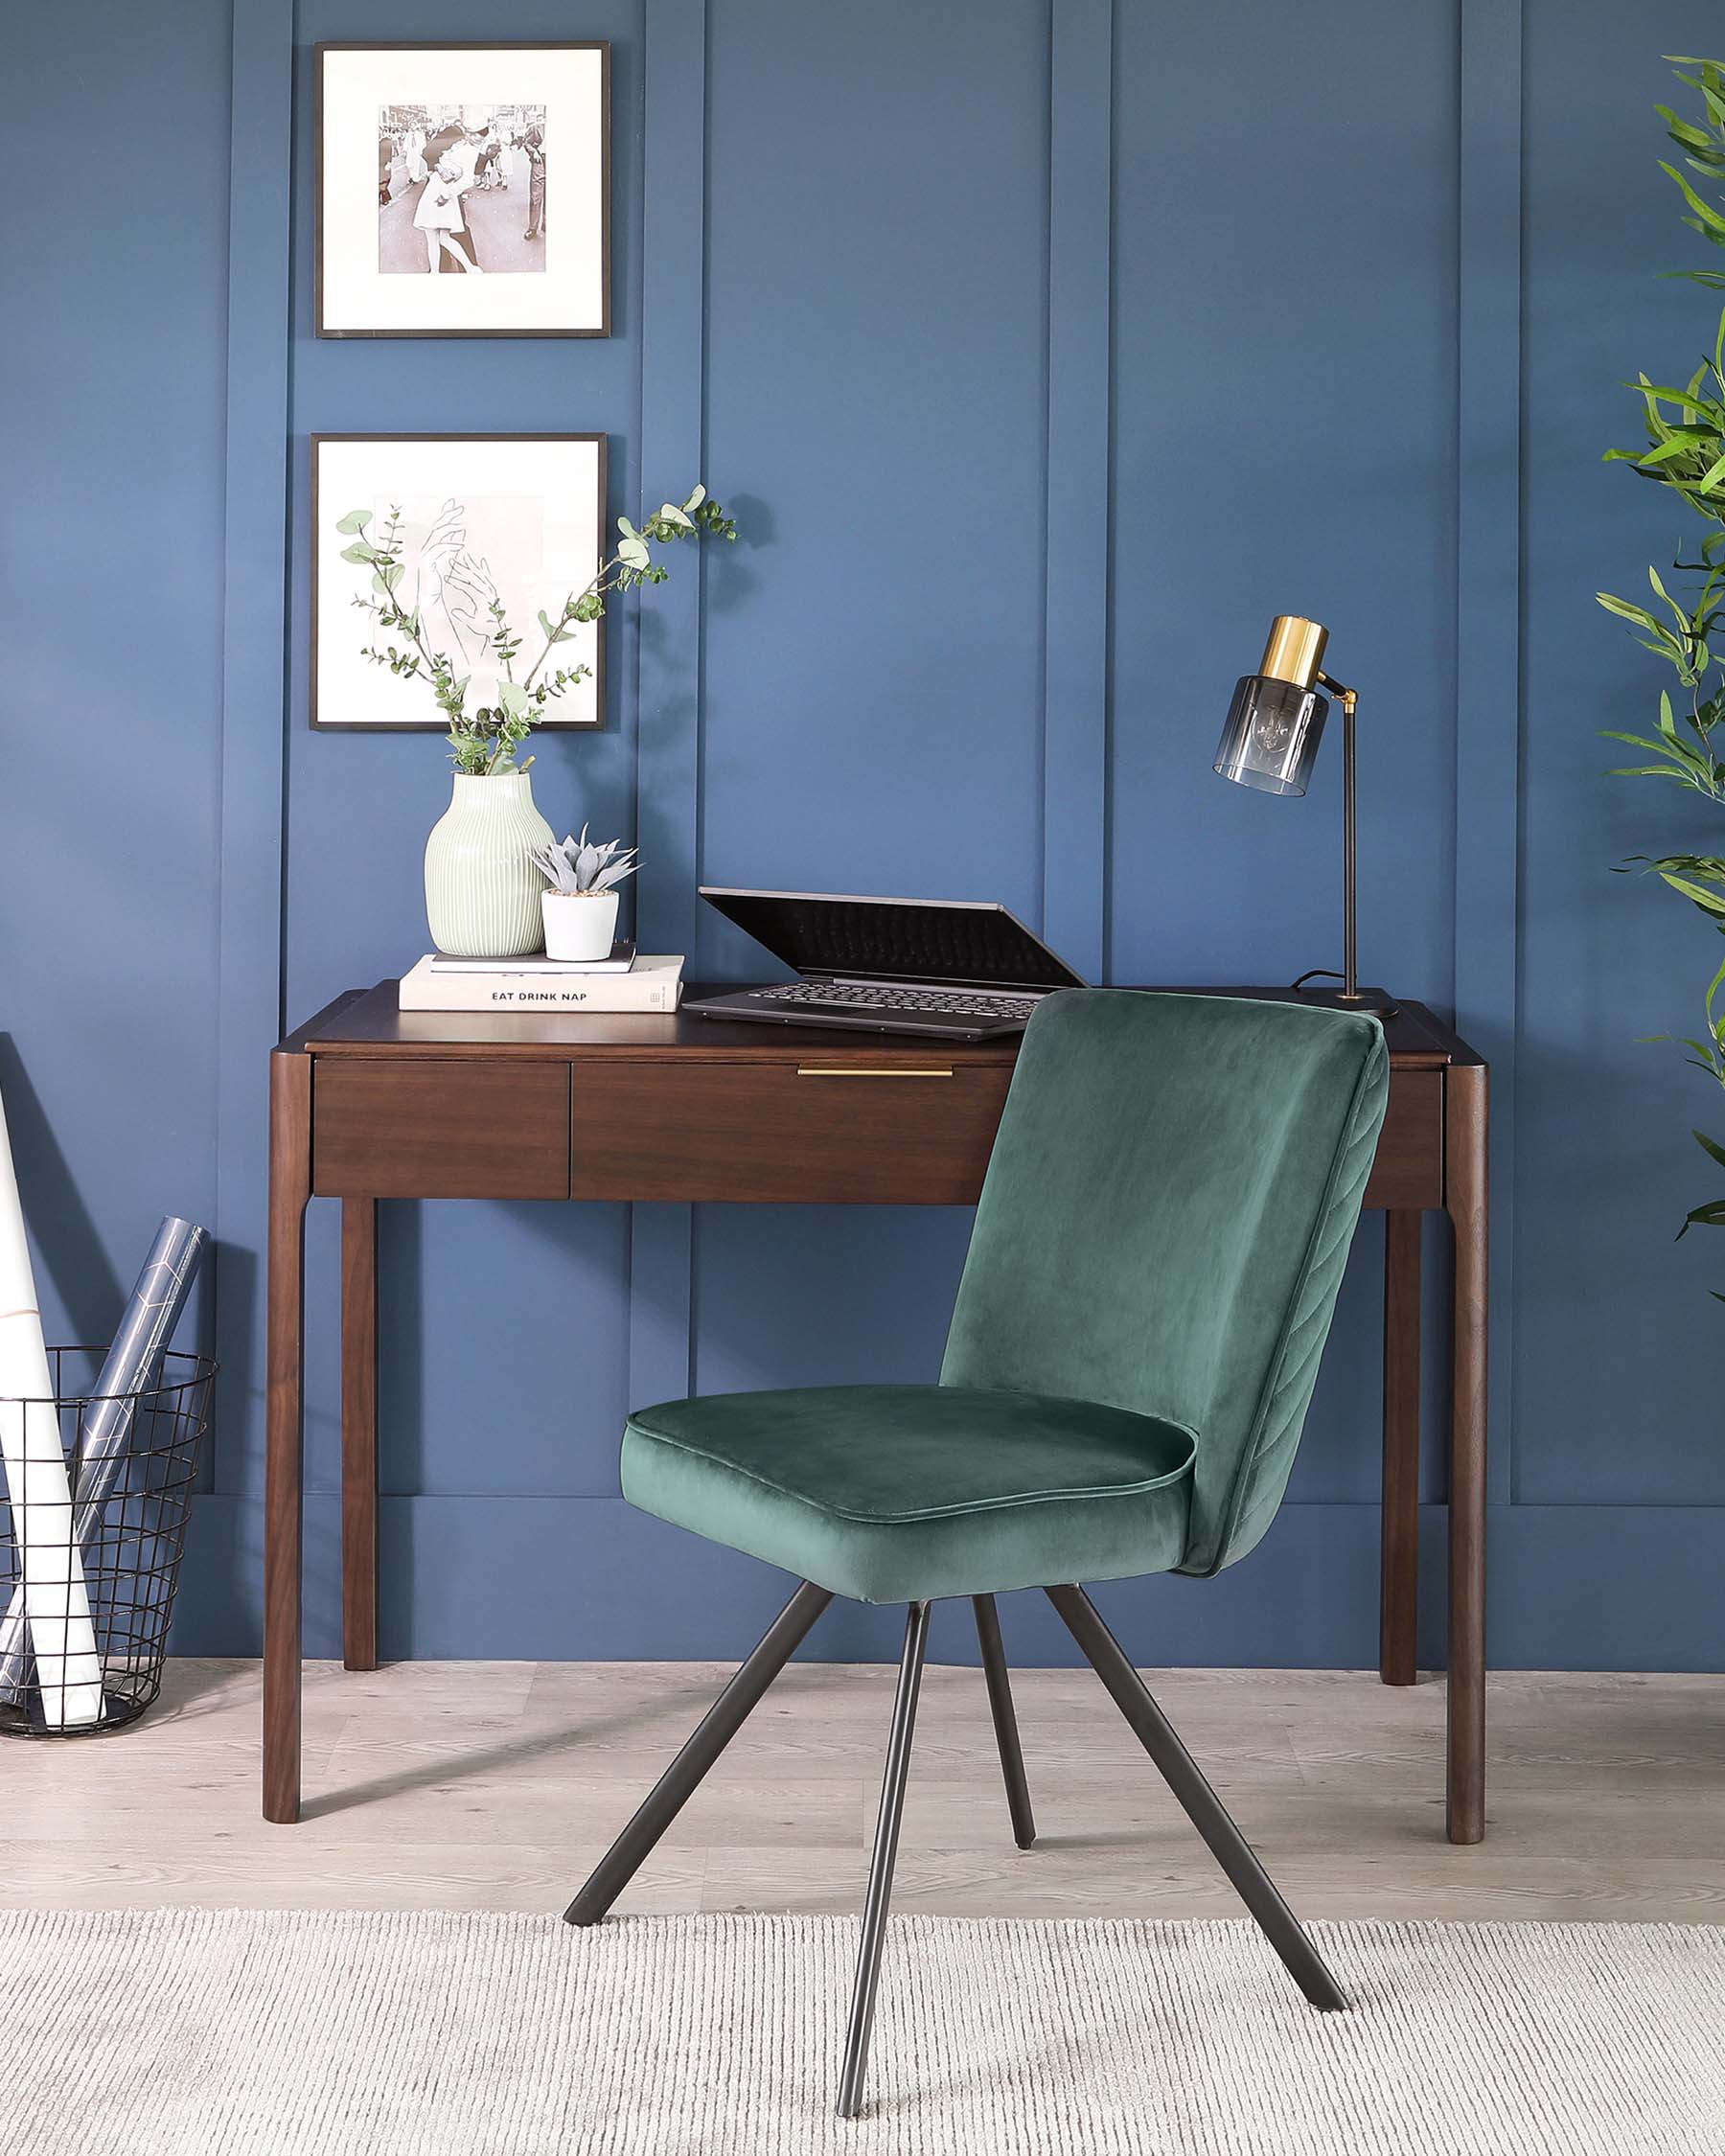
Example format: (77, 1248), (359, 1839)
(1294, 981), (1400, 1019)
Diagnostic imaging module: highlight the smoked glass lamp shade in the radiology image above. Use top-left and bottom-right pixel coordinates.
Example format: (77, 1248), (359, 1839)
(1212, 675), (1330, 797)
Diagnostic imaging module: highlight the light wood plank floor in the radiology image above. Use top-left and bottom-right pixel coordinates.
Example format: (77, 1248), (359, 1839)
(3, 1660), (1721, 1919)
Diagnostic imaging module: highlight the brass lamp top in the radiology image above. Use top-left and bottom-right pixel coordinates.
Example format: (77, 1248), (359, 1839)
(1258, 615), (1328, 692)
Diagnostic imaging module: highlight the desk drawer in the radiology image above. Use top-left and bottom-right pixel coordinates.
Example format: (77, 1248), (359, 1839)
(573, 1059), (1013, 1204)
(314, 1060), (570, 1198)
(1364, 1069), (1444, 1209)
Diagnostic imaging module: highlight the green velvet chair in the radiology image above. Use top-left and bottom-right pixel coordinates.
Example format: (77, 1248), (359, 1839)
(565, 989), (1390, 2116)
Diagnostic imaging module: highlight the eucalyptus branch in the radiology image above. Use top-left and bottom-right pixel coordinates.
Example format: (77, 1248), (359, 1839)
(334, 483), (737, 776)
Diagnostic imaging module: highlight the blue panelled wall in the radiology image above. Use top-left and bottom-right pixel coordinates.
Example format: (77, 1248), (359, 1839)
(7, 0), (1725, 1669)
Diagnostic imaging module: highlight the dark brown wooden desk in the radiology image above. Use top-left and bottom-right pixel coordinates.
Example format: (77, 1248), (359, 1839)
(265, 986), (1487, 1842)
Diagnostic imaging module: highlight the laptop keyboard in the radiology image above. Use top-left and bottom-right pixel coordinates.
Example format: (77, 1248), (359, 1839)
(755, 982), (1040, 1021)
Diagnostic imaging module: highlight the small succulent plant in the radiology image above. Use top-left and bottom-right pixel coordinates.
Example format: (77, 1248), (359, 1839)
(534, 825), (640, 897)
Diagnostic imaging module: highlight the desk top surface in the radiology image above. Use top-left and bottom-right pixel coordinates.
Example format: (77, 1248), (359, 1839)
(282, 984), (1478, 1067)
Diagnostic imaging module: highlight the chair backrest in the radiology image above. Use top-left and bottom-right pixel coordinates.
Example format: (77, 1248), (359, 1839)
(940, 990), (1389, 1575)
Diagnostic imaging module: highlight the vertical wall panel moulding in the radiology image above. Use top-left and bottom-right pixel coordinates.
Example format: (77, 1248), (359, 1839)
(627, 0), (709, 1411)
(1455, 0), (1522, 1504)
(1043, 0), (1114, 983)
(215, 0), (295, 1515)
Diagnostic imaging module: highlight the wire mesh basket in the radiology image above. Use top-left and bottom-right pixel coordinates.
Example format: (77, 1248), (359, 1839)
(0, 1347), (215, 1738)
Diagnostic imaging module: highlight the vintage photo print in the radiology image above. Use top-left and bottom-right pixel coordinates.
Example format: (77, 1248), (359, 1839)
(312, 436), (607, 730)
(317, 45), (608, 336)
(379, 103), (548, 277)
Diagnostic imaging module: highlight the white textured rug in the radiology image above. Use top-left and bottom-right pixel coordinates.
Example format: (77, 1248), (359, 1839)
(7, 1910), (1724, 2154)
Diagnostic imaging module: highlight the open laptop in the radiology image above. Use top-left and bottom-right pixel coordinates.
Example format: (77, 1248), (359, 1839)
(685, 888), (1087, 1041)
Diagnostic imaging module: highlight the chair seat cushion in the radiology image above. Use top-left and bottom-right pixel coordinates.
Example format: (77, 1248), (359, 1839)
(622, 1385), (1197, 1604)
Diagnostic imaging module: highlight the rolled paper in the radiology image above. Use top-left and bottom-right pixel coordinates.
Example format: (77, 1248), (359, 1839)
(0, 1216), (208, 1705)
(0, 1089), (104, 1728)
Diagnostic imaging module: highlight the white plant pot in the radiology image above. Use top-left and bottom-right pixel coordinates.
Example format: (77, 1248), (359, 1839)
(541, 888), (620, 962)
(424, 770), (555, 957)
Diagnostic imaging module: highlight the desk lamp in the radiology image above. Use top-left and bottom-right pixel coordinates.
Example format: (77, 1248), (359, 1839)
(1212, 614), (1397, 1017)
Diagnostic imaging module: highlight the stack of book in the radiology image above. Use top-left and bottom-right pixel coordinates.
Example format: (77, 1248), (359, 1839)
(399, 944), (684, 1013)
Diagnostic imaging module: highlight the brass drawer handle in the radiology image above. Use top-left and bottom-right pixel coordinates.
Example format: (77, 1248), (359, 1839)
(795, 1067), (954, 1079)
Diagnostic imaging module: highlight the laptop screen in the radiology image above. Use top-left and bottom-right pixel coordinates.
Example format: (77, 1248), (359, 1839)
(700, 889), (1086, 992)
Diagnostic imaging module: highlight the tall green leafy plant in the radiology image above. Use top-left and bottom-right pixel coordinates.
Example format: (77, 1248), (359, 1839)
(1599, 57), (1725, 1263)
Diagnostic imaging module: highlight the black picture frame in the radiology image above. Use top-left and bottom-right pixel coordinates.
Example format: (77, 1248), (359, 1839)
(310, 432), (610, 732)
(314, 41), (611, 339)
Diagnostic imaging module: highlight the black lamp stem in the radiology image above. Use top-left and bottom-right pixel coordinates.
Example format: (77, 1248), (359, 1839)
(1316, 672), (1364, 1005)
(1342, 692), (1358, 1002)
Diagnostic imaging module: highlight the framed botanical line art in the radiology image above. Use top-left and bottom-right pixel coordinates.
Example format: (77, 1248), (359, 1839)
(311, 434), (608, 732)
(315, 42), (610, 337)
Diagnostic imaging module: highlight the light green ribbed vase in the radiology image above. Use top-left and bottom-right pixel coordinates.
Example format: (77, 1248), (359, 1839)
(424, 770), (556, 957)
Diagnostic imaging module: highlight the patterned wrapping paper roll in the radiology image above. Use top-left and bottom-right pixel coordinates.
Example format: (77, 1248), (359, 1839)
(0, 1090), (104, 1728)
(0, 1216), (208, 1709)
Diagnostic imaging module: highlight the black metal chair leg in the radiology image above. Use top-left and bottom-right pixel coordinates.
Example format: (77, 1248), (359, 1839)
(837, 1600), (931, 2119)
(1046, 1583), (1346, 2011)
(564, 1580), (834, 1926)
(972, 1594), (1035, 1848)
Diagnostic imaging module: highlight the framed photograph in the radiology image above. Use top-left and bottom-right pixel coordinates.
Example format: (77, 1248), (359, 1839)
(315, 42), (609, 338)
(311, 434), (608, 732)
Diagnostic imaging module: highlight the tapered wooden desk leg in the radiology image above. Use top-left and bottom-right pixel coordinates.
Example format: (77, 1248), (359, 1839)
(1380, 1211), (1422, 1686)
(264, 1052), (311, 1825)
(341, 1199), (380, 1673)
(1445, 1063), (1488, 1846)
